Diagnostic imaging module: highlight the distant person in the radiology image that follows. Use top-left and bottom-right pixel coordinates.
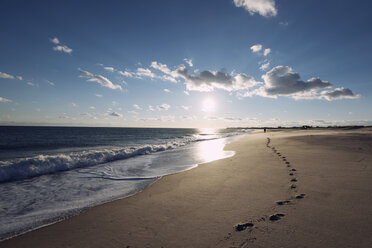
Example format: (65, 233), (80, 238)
(264, 128), (266, 133)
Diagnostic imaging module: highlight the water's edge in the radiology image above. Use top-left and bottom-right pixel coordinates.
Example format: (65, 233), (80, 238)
(0, 133), (249, 242)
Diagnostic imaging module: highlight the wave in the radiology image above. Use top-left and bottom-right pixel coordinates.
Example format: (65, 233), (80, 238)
(0, 143), (181, 183)
(0, 129), (248, 183)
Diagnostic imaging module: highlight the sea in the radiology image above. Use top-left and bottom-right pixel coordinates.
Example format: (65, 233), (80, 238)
(0, 126), (250, 241)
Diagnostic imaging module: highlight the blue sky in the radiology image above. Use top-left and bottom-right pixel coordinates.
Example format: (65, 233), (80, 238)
(0, 0), (371, 128)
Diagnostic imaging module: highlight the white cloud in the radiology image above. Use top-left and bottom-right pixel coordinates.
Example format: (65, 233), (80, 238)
(161, 75), (177, 83)
(104, 67), (114, 72)
(118, 70), (134, 77)
(50, 37), (72, 54)
(261, 66), (332, 96)
(136, 68), (157, 78)
(279, 21), (289, 26)
(53, 45), (72, 54)
(148, 105), (155, 111)
(263, 48), (271, 56)
(259, 62), (270, 71)
(95, 94), (103, 98)
(16, 76), (23, 81)
(181, 105), (191, 111)
(233, 0), (277, 17)
(150, 61), (179, 82)
(242, 65), (360, 101)
(72, 103), (77, 107)
(27, 82), (38, 87)
(133, 104), (142, 110)
(184, 58), (193, 67)
(0, 72), (15, 79)
(179, 67), (259, 92)
(89, 106), (96, 110)
(78, 69), (122, 91)
(109, 112), (122, 117)
(319, 88), (361, 101)
(164, 89), (171, 93)
(157, 103), (171, 111)
(184, 91), (190, 95)
(250, 44), (262, 53)
(50, 37), (60, 44)
(0, 97), (12, 103)
(151, 61), (259, 92)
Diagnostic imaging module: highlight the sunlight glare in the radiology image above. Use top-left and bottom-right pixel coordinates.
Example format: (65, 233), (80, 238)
(196, 138), (234, 164)
(202, 98), (216, 112)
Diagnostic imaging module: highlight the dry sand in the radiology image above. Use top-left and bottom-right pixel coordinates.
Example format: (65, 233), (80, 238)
(1, 128), (372, 248)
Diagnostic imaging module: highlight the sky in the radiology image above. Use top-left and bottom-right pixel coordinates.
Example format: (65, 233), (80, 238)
(0, 0), (371, 128)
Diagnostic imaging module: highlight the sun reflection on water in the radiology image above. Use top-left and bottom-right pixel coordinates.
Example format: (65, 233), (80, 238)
(199, 128), (217, 135)
(196, 137), (235, 164)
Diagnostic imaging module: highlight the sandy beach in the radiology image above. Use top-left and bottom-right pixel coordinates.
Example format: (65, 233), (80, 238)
(1, 128), (372, 248)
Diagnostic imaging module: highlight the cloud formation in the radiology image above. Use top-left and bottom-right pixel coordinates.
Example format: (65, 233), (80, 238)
(150, 61), (179, 82)
(0, 72), (15, 79)
(27, 82), (38, 87)
(233, 0), (277, 17)
(184, 58), (193, 67)
(0, 96), (12, 103)
(263, 48), (271, 56)
(136, 68), (157, 78)
(109, 112), (122, 117)
(178, 67), (260, 92)
(250, 44), (262, 53)
(320, 88), (360, 101)
(259, 62), (270, 71)
(50, 37), (72, 54)
(118, 70), (134, 77)
(104, 67), (114, 72)
(53, 45), (72, 54)
(133, 104), (142, 110)
(262, 66), (332, 95)
(148, 105), (155, 111)
(78, 69), (122, 91)
(50, 37), (60, 44)
(135, 60), (359, 101)
(157, 103), (171, 111)
(242, 66), (360, 100)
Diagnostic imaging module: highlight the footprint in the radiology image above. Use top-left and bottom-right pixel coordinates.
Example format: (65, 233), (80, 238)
(276, 200), (291, 205)
(286, 164), (291, 167)
(295, 193), (306, 199)
(269, 213), (285, 221)
(290, 178), (297, 182)
(235, 222), (254, 231)
(282, 156), (286, 159)
(290, 184), (297, 189)
(290, 168), (296, 171)
(289, 173), (294, 176)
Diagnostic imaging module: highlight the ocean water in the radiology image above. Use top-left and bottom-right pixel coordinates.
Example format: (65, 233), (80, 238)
(0, 126), (249, 240)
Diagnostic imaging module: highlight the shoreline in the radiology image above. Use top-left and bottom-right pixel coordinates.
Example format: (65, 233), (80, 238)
(1, 128), (372, 247)
(0, 132), (246, 242)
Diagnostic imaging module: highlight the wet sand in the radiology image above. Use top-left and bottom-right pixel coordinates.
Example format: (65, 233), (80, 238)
(1, 128), (372, 248)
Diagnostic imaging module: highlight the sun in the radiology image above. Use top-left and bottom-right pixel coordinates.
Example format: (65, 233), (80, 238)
(202, 98), (216, 112)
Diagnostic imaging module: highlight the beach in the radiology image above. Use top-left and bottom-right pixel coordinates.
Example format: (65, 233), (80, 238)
(1, 128), (372, 248)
